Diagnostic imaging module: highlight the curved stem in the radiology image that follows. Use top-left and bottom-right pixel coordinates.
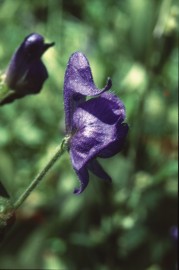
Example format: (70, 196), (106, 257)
(13, 138), (68, 210)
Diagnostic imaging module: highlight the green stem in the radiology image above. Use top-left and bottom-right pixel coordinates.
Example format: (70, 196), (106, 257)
(13, 138), (68, 210)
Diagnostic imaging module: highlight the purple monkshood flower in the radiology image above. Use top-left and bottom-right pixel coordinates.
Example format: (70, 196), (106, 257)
(1, 33), (54, 105)
(64, 52), (129, 194)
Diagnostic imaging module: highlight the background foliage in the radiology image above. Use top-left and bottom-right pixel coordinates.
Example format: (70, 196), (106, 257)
(0, 0), (178, 269)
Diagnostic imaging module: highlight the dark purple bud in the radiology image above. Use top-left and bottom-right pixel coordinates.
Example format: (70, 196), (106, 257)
(1, 33), (54, 105)
(63, 52), (128, 194)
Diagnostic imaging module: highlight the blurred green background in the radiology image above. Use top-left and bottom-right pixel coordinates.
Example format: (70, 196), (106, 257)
(0, 0), (178, 269)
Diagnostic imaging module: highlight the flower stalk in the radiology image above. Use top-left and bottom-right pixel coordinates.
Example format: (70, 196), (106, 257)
(13, 137), (68, 210)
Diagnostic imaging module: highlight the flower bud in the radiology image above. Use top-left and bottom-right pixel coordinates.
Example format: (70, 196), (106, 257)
(1, 33), (54, 105)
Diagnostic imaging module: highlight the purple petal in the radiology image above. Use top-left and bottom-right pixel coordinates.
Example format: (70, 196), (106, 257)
(65, 52), (112, 96)
(69, 92), (128, 173)
(88, 159), (112, 182)
(73, 166), (89, 194)
(98, 123), (129, 158)
(64, 52), (112, 132)
(76, 91), (126, 125)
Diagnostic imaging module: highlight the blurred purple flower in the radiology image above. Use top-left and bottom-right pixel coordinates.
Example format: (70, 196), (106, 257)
(1, 33), (54, 105)
(170, 226), (178, 242)
(64, 52), (128, 194)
